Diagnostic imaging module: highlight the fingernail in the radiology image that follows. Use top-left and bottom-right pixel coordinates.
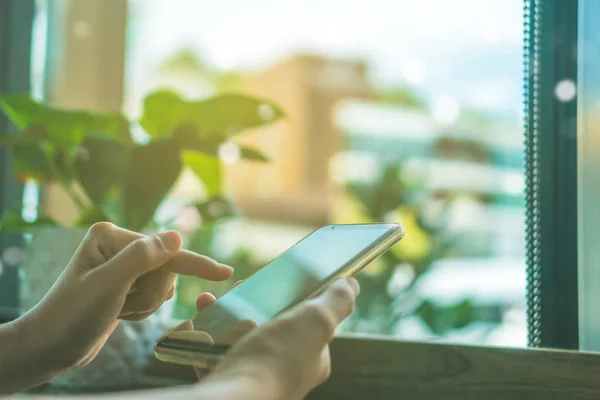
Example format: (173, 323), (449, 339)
(157, 231), (181, 251)
(347, 277), (360, 295)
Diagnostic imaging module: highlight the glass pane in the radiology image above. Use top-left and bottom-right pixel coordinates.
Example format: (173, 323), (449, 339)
(577, 0), (600, 351)
(125, 0), (526, 347)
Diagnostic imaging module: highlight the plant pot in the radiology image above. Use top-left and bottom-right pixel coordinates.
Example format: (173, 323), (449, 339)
(20, 226), (172, 390)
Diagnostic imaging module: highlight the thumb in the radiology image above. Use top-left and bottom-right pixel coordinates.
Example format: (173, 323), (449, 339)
(99, 231), (182, 283)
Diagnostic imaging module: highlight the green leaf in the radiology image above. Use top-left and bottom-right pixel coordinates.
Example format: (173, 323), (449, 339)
(74, 207), (111, 227)
(0, 95), (130, 151)
(74, 137), (130, 206)
(181, 150), (222, 197)
(139, 91), (188, 139)
(139, 90), (284, 141)
(172, 126), (218, 154)
(0, 126), (60, 183)
(0, 204), (59, 233)
(187, 94), (284, 137)
(238, 145), (270, 162)
(173, 130), (269, 163)
(0, 95), (45, 129)
(0, 126), (50, 147)
(12, 143), (54, 182)
(123, 139), (182, 231)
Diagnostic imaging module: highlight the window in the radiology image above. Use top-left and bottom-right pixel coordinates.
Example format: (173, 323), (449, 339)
(125, 0), (527, 346)
(577, 0), (600, 351)
(9, 0), (584, 354)
(1, 0), (597, 395)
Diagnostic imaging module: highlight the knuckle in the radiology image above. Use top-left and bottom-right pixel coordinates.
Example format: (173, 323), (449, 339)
(151, 235), (168, 252)
(331, 284), (353, 304)
(88, 221), (115, 238)
(301, 301), (325, 320)
(302, 301), (323, 315)
(303, 302), (336, 338)
(131, 238), (154, 260)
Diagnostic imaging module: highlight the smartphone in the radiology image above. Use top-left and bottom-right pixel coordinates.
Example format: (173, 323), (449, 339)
(154, 222), (405, 368)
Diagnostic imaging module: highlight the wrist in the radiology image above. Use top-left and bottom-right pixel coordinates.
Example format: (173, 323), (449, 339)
(0, 318), (60, 394)
(7, 310), (73, 388)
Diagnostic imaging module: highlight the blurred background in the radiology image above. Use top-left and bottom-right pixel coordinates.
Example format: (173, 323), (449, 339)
(30, 0), (526, 347)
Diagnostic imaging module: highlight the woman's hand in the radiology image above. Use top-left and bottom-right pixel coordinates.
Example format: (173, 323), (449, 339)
(3, 222), (232, 392)
(193, 278), (360, 400)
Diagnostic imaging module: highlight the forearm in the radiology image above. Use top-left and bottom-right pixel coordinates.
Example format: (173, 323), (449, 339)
(38, 376), (280, 400)
(120, 371), (281, 400)
(0, 318), (69, 395)
(0, 327), (282, 400)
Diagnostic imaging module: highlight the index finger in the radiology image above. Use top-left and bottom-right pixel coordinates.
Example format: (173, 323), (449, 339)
(163, 250), (234, 280)
(84, 223), (233, 281)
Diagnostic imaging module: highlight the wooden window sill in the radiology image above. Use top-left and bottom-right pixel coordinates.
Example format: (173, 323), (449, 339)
(141, 334), (600, 399)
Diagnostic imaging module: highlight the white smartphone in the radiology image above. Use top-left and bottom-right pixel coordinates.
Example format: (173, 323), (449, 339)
(154, 222), (405, 368)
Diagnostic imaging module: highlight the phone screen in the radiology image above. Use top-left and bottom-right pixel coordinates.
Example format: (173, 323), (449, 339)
(160, 223), (398, 353)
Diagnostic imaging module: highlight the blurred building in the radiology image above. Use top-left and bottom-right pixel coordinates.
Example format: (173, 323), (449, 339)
(225, 54), (372, 226)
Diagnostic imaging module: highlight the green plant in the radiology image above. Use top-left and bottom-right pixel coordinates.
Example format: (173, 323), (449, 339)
(0, 90), (284, 233)
(337, 162), (501, 336)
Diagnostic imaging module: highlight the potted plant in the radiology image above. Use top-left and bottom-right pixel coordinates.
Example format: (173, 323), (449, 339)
(0, 90), (283, 389)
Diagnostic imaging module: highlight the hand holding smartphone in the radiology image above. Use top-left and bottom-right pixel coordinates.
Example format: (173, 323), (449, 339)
(154, 223), (405, 368)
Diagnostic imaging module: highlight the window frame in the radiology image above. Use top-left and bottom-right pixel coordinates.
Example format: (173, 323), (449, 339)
(0, 0), (35, 323)
(525, 0), (579, 350)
